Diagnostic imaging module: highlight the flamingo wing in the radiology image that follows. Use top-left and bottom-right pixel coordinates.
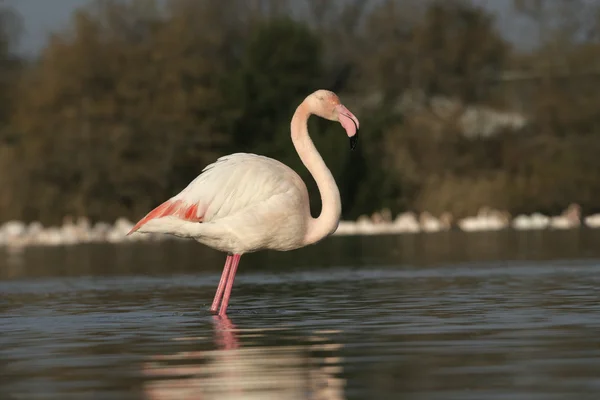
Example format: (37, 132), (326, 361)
(128, 153), (306, 234)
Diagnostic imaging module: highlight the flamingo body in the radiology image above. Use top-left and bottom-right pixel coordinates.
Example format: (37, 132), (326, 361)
(131, 153), (311, 254)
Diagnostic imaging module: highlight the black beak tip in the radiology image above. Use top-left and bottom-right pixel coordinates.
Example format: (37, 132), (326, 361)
(349, 134), (358, 150)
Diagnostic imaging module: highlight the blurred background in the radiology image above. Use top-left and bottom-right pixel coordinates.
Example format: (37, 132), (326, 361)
(2, 0), (600, 225)
(2, 2), (600, 399)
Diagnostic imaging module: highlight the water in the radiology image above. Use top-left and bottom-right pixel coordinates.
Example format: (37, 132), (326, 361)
(1, 230), (600, 399)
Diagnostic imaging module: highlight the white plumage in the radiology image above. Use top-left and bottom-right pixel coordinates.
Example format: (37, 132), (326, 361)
(139, 153), (311, 254)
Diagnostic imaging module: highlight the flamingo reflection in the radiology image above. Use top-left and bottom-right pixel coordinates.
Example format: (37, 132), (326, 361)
(142, 315), (346, 400)
(212, 315), (239, 351)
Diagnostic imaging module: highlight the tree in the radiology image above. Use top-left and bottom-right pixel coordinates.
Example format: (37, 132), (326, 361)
(0, 3), (22, 217)
(6, 0), (243, 223)
(0, 3), (20, 130)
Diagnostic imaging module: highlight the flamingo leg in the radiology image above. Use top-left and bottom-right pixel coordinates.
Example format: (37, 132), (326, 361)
(210, 254), (233, 314)
(219, 254), (242, 316)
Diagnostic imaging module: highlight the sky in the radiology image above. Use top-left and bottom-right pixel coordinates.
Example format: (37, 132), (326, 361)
(7, 0), (90, 55)
(6, 0), (538, 57)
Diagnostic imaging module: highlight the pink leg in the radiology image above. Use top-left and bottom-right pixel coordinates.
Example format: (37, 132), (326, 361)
(210, 254), (233, 314)
(219, 254), (242, 316)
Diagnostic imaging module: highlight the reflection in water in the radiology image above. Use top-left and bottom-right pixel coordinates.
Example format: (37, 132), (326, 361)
(142, 316), (345, 400)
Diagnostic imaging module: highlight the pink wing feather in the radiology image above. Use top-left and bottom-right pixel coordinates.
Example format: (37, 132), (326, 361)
(128, 199), (203, 234)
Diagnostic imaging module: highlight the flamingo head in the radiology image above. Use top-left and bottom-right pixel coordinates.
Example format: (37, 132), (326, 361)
(307, 89), (360, 150)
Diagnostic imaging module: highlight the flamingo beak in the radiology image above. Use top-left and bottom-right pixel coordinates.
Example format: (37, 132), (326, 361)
(336, 104), (360, 150)
(349, 133), (358, 150)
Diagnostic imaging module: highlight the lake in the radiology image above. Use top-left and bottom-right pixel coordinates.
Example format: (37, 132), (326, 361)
(1, 229), (600, 399)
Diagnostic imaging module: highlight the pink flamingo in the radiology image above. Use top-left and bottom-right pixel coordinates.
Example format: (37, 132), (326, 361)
(128, 90), (359, 316)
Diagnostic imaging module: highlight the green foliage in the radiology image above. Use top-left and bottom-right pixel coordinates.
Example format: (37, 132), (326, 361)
(4, 0), (241, 222)
(0, 4), (20, 128)
(228, 17), (323, 153)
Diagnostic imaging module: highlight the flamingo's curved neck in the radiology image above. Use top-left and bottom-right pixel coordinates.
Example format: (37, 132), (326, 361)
(291, 102), (341, 245)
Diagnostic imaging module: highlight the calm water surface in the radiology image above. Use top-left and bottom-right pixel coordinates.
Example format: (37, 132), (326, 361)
(1, 230), (600, 399)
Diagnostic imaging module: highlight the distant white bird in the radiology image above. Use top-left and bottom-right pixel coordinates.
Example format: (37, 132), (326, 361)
(419, 212), (442, 233)
(512, 212), (550, 230)
(1, 220), (26, 238)
(393, 212), (420, 233)
(549, 203), (581, 230)
(128, 90), (360, 316)
(458, 207), (509, 232)
(584, 213), (600, 228)
(334, 220), (359, 236)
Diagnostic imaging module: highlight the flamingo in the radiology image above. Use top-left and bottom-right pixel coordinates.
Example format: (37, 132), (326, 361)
(419, 211), (442, 233)
(549, 203), (581, 230)
(127, 90), (359, 316)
